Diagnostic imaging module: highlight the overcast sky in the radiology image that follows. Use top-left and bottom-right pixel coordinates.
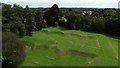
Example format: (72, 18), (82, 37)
(1, 0), (120, 8)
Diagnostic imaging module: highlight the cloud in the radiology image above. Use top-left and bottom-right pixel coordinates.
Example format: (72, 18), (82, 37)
(0, 0), (119, 8)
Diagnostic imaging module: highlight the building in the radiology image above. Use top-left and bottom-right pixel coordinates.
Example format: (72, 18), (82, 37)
(82, 11), (93, 15)
(59, 16), (67, 22)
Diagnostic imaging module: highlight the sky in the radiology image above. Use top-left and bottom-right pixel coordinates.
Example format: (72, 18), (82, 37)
(0, 0), (120, 8)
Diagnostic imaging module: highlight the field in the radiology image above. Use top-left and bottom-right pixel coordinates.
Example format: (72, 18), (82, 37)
(20, 27), (118, 66)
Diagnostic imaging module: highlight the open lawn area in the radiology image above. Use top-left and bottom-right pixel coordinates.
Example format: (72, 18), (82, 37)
(20, 27), (118, 66)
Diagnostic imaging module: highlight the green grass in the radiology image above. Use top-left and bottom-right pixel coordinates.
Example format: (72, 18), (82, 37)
(20, 27), (118, 66)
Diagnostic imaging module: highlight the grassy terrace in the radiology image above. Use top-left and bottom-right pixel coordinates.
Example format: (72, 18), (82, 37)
(20, 27), (118, 66)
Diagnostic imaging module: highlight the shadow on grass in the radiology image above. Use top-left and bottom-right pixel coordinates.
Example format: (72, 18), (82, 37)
(68, 49), (96, 58)
(53, 45), (96, 58)
(58, 27), (68, 31)
(81, 30), (119, 39)
(58, 26), (119, 39)
(42, 29), (96, 40)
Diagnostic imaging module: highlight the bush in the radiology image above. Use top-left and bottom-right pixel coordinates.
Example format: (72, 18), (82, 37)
(2, 32), (25, 68)
(105, 19), (120, 37)
(65, 13), (78, 29)
(92, 18), (106, 32)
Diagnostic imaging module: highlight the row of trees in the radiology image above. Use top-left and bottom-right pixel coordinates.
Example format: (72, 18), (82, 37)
(2, 3), (46, 37)
(43, 4), (120, 37)
(58, 8), (120, 37)
(2, 3), (120, 37)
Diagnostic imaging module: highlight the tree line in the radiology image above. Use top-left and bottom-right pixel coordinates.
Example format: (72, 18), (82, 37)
(59, 8), (120, 37)
(2, 3), (46, 37)
(2, 3), (120, 37)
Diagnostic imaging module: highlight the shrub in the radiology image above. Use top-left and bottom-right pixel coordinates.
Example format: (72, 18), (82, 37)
(2, 32), (25, 68)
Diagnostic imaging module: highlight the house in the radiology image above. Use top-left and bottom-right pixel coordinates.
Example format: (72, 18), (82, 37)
(59, 16), (67, 22)
(82, 11), (93, 15)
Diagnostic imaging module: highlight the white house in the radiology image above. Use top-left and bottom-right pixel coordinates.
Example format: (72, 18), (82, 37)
(59, 16), (67, 22)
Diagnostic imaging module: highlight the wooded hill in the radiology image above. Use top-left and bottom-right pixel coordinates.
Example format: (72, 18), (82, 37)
(2, 3), (120, 37)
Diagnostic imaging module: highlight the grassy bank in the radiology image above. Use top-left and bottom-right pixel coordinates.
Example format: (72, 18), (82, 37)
(20, 27), (118, 66)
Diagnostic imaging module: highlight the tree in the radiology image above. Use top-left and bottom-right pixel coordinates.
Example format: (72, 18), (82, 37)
(35, 9), (46, 30)
(2, 4), (26, 37)
(2, 32), (25, 67)
(65, 13), (77, 29)
(43, 4), (62, 26)
(104, 9), (120, 37)
(23, 5), (37, 36)
(104, 9), (116, 20)
(11, 4), (26, 37)
(80, 17), (91, 31)
(105, 18), (120, 37)
(2, 3), (12, 32)
(2, 23), (10, 32)
(92, 18), (106, 32)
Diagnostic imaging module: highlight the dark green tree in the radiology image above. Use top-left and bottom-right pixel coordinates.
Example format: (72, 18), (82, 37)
(65, 13), (77, 29)
(11, 4), (26, 36)
(80, 17), (91, 31)
(23, 5), (37, 36)
(2, 3), (12, 32)
(43, 4), (62, 26)
(2, 4), (26, 37)
(35, 9), (46, 30)
(92, 18), (106, 32)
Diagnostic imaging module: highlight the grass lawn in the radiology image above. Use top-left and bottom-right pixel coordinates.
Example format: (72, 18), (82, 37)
(19, 27), (118, 66)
